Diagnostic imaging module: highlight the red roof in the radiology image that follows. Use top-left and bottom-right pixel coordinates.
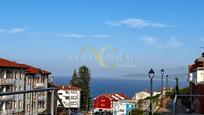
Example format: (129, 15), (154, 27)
(95, 93), (127, 101)
(0, 58), (51, 75)
(56, 85), (81, 90)
(19, 64), (51, 75)
(0, 58), (28, 68)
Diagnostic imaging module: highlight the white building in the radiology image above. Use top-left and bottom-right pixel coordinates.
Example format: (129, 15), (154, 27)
(133, 90), (161, 102)
(133, 91), (150, 102)
(57, 85), (81, 109)
(113, 100), (135, 115)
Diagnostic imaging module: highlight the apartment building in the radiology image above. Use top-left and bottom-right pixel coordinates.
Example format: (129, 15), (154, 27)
(0, 58), (27, 115)
(21, 64), (51, 115)
(0, 58), (52, 115)
(56, 85), (81, 110)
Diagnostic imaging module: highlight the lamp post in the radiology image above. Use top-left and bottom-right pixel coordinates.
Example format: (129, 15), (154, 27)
(161, 69), (164, 91)
(160, 69), (164, 108)
(149, 68), (155, 115)
(166, 75), (169, 90)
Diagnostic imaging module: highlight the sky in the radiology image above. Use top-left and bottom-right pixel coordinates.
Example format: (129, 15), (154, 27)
(0, 0), (204, 77)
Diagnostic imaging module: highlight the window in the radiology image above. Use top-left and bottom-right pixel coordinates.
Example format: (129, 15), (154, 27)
(42, 77), (45, 83)
(28, 78), (31, 85)
(19, 86), (21, 91)
(14, 101), (17, 108)
(14, 71), (17, 79)
(19, 100), (22, 108)
(71, 102), (77, 105)
(66, 91), (69, 94)
(20, 71), (23, 79)
(58, 93), (62, 95)
(65, 96), (69, 100)
(71, 96), (77, 99)
(33, 102), (36, 108)
(71, 90), (77, 93)
(27, 104), (30, 112)
(15, 87), (18, 91)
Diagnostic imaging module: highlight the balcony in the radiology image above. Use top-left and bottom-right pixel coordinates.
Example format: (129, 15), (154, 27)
(38, 96), (46, 101)
(34, 83), (45, 89)
(0, 79), (14, 86)
(0, 95), (14, 102)
(0, 109), (14, 115)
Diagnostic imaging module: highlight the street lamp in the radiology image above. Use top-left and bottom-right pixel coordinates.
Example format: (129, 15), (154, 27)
(160, 69), (164, 108)
(149, 68), (155, 115)
(166, 75), (169, 90)
(161, 69), (164, 91)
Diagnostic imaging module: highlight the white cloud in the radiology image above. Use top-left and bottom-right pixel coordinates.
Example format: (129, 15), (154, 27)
(0, 27), (29, 34)
(92, 34), (109, 38)
(158, 37), (182, 48)
(0, 29), (5, 32)
(57, 33), (85, 38)
(106, 18), (170, 29)
(143, 36), (156, 45)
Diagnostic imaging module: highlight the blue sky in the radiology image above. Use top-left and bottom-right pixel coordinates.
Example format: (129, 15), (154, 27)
(0, 0), (204, 77)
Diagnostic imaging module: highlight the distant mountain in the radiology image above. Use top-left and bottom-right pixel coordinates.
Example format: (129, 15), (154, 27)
(121, 73), (188, 81)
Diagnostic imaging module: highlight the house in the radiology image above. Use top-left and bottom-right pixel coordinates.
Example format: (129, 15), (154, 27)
(188, 52), (204, 114)
(133, 91), (150, 102)
(0, 58), (52, 115)
(56, 85), (81, 111)
(93, 93), (127, 113)
(113, 100), (135, 115)
(133, 90), (161, 102)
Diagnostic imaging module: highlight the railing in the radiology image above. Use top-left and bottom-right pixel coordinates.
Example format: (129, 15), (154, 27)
(0, 87), (70, 115)
(0, 95), (13, 102)
(34, 83), (45, 89)
(173, 95), (177, 115)
(38, 95), (46, 101)
(172, 94), (204, 115)
(0, 79), (14, 85)
(0, 109), (14, 115)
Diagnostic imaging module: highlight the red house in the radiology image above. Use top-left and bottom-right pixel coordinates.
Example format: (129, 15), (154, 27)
(93, 93), (127, 113)
(188, 52), (204, 114)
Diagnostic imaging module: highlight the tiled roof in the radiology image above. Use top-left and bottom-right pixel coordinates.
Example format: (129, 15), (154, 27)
(56, 85), (81, 90)
(0, 58), (28, 68)
(0, 58), (51, 75)
(96, 93), (127, 101)
(19, 64), (51, 75)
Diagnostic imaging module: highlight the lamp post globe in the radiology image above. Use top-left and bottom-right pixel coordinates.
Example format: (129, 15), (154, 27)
(149, 68), (155, 79)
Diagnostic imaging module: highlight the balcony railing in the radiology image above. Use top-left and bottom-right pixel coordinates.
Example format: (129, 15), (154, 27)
(34, 83), (45, 89)
(0, 109), (14, 114)
(38, 95), (46, 101)
(0, 95), (14, 102)
(0, 79), (14, 86)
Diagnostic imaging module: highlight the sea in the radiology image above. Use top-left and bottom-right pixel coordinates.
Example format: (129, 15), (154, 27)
(54, 76), (188, 98)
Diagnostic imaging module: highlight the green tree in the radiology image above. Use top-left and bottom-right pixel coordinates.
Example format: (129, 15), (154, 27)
(70, 69), (80, 87)
(78, 65), (91, 112)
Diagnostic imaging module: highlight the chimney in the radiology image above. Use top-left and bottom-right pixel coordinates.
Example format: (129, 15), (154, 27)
(63, 85), (64, 89)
